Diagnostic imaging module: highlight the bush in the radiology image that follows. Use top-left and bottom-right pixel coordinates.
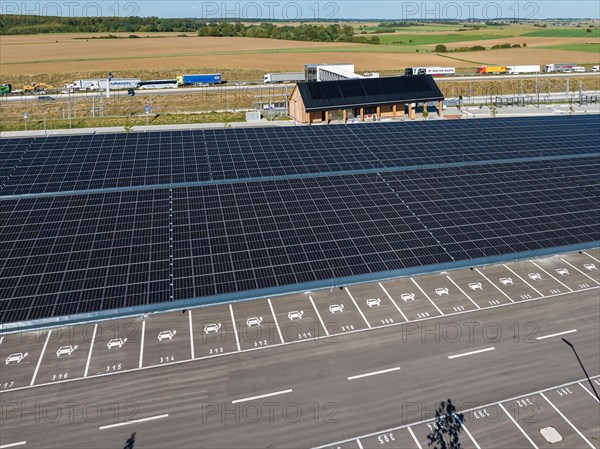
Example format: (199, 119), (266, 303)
(128, 34), (139, 38)
(511, 44), (521, 48)
(435, 44), (447, 53)
(470, 45), (486, 51)
(523, 42), (527, 47)
(586, 28), (592, 33)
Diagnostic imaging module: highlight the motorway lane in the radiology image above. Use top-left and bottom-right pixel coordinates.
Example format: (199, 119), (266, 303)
(0, 290), (598, 448)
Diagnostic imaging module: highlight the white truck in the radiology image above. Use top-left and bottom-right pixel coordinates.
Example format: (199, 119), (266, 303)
(592, 65), (600, 72)
(405, 67), (455, 76)
(544, 63), (577, 73)
(506, 65), (541, 74)
(67, 78), (141, 91)
(263, 72), (305, 84)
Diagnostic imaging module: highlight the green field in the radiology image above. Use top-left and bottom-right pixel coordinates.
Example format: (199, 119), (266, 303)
(540, 43), (600, 53)
(377, 33), (505, 45)
(524, 28), (600, 37)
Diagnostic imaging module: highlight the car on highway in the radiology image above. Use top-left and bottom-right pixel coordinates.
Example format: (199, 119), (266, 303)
(203, 323), (222, 334)
(435, 287), (449, 296)
(246, 317), (263, 327)
(37, 95), (55, 101)
(365, 298), (381, 307)
(107, 338), (127, 349)
(555, 268), (569, 276)
(401, 293), (415, 302)
(528, 273), (542, 281)
(157, 330), (177, 341)
(329, 304), (344, 314)
(287, 310), (304, 320)
(56, 345), (78, 357)
(5, 352), (29, 365)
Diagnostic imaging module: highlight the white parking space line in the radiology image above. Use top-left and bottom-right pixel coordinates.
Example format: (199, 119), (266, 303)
(99, 413), (169, 430)
(410, 278), (444, 315)
(378, 282), (409, 322)
(188, 310), (195, 359)
(530, 261), (573, 291)
(536, 329), (577, 340)
(461, 423), (482, 449)
(540, 392), (595, 448)
(345, 288), (372, 328)
(448, 347), (495, 359)
(229, 304), (241, 352)
(0, 336), (4, 346)
(347, 366), (400, 381)
(231, 389), (293, 404)
(138, 319), (146, 368)
(446, 276), (480, 309)
(578, 382), (600, 403)
(561, 258), (600, 284)
(267, 298), (285, 344)
(30, 330), (51, 386)
(474, 268), (515, 302)
(84, 323), (98, 377)
(356, 439), (364, 449)
(407, 427), (422, 449)
(498, 403), (538, 449)
(309, 295), (329, 336)
(503, 264), (544, 297)
(0, 442), (27, 448)
(583, 251), (600, 263)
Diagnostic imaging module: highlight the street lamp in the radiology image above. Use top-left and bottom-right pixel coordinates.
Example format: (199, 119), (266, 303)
(106, 72), (113, 99)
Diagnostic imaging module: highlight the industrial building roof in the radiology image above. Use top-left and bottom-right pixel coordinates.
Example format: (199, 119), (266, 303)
(295, 75), (444, 111)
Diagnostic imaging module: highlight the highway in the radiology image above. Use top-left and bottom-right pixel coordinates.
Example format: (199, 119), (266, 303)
(1, 250), (599, 448)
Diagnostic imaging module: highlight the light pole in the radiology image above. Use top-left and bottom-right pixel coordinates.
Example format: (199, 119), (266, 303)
(106, 72), (113, 99)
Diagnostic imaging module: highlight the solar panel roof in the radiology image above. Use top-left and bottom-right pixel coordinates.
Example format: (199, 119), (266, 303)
(0, 115), (598, 326)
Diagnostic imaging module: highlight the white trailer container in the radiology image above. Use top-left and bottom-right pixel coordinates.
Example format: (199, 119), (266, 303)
(71, 78), (140, 91)
(263, 72), (305, 84)
(507, 65), (541, 74)
(544, 63), (577, 73)
(405, 67), (455, 76)
(305, 64), (355, 82)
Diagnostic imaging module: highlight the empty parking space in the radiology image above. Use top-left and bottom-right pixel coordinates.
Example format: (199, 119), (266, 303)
(191, 304), (239, 358)
(0, 330), (49, 390)
(479, 263), (543, 301)
(142, 311), (192, 367)
(560, 253), (600, 285)
(310, 288), (369, 334)
(534, 255), (599, 291)
(464, 404), (536, 449)
(359, 429), (418, 448)
(409, 420), (479, 449)
(446, 268), (513, 307)
(378, 278), (442, 321)
(505, 260), (570, 297)
(269, 293), (326, 343)
(346, 283), (407, 328)
(543, 384), (600, 447)
(412, 273), (478, 315)
(583, 249), (600, 262)
(87, 317), (143, 376)
(231, 299), (281, 350)
(501, 393), (592, 448)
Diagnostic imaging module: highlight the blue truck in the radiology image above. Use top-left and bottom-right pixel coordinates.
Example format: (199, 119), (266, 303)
(177, 73), (222, 86)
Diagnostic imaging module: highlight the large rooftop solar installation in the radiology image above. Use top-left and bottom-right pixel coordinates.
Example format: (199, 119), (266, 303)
(1, 115), (598, 326)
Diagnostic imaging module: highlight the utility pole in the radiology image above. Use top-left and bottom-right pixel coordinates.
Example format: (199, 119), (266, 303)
(106, 72), (113, 99)
(68, 92), (72, 128)
(43, 109), (47, 136)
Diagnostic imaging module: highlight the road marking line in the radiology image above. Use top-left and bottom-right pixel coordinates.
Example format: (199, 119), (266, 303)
(138, 319), (146, 368)
(561, 258), (600, 285)
(345, 288), (372, 328)
(578, 382), (600, 403)
(461, 423), (481, 449)
(188, 310), (195, 359)
(30, 330), (51, 386)
(530, 261), (573, 292)
(503, 264), (544, 297)
(474, 268), (514, 302)
(229, 304), (241, 352)
(0, 336), (4, 346)
(378, 282), (409, 322)
(99, 413), (169, 430)
(231, 389), (293, 404)
(446, 276), (480, 309)
(356, 439), (364, 449)
(347, 366), (400, 381)
(309, 295), (329, 336)
(498, 403), (538, 449)
(407, 427), (422, 449)
(0, 442), (27, 448)
(536, 329), (577, 340)
(410, 277), (444, 315)
(83, 323), (98, 377)
(583, 251), (600, 263)
(448, 347), (495, 359)
(540, 392), (595, 449)
(267, 298), (285, 344)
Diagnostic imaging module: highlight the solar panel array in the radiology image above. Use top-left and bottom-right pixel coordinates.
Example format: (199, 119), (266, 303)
(1, 115), (598, 324)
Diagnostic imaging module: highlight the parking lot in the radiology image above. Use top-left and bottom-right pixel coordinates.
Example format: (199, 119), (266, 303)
(317, 377), (600, 449)
(1, 249), (598, 393)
